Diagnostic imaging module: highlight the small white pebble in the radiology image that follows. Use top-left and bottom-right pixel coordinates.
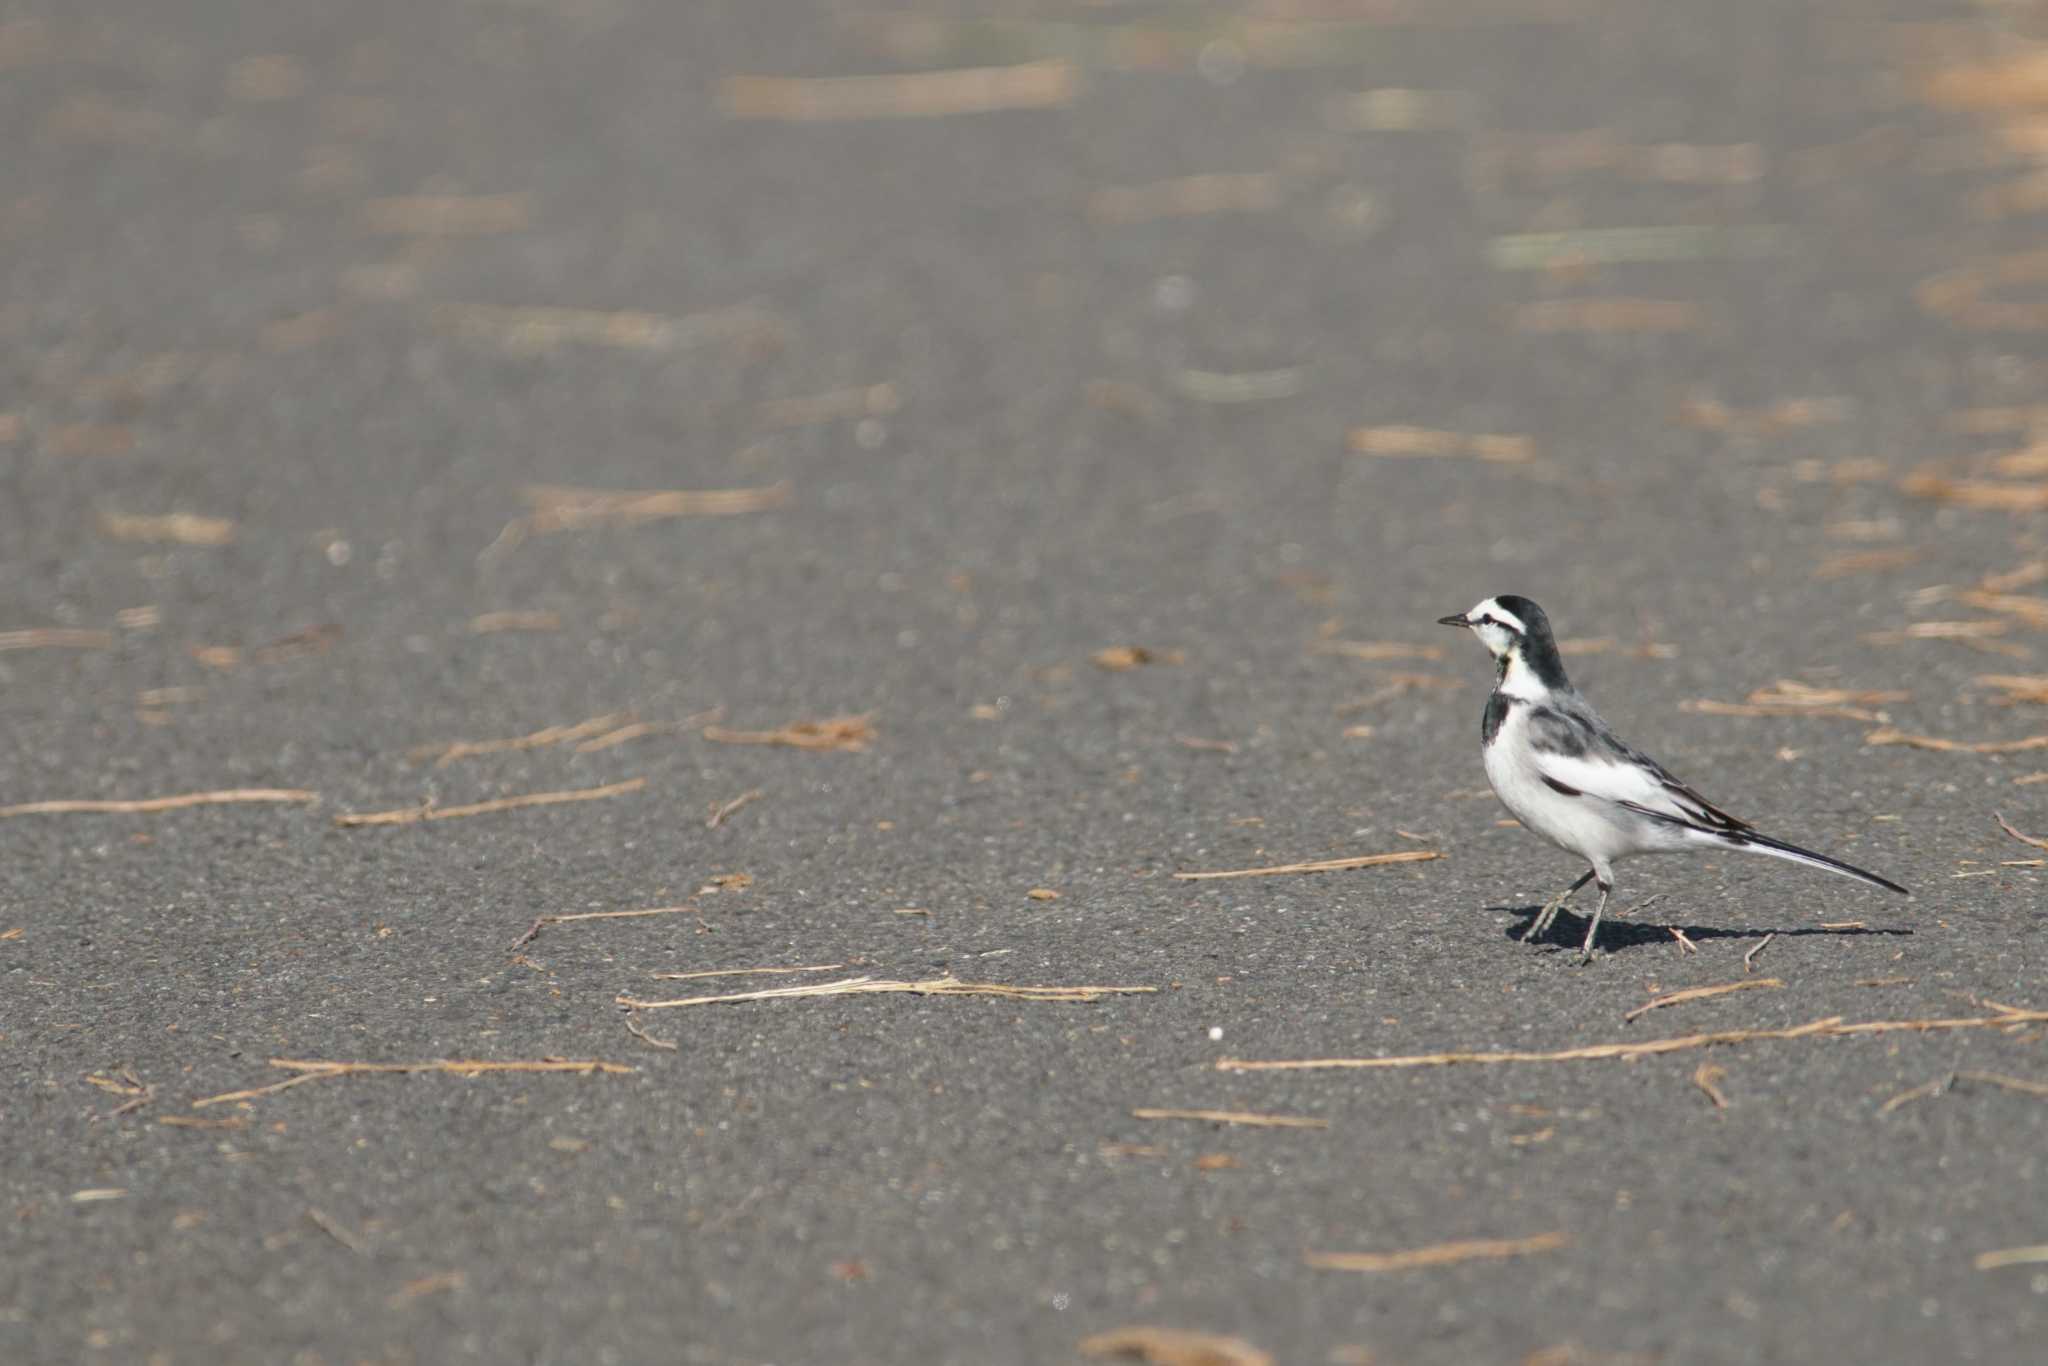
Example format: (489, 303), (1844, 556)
(1207, 1026), (1223, 1041)
(1195, 39), (1245, 85)
(1152, 275), (1195, 312)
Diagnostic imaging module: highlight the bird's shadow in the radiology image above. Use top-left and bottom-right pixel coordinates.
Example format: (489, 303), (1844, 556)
(1489, 904), (1913, 956)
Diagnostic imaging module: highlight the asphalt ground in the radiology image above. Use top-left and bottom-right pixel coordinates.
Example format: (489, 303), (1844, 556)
(4, 2), (2047, 1363)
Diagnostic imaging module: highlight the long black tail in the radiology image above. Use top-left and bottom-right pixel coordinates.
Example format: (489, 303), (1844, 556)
(1724, 829), (1909, 896)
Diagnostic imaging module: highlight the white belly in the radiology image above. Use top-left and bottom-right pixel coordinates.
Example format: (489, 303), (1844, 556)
(1482, 705), (1634, 866)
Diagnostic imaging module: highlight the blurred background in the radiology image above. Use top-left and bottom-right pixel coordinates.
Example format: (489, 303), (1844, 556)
(6, 3), (2048, 1363)
(6, 2), (2048, 703)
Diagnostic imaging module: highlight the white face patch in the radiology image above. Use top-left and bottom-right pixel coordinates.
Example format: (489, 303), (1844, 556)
(1464, 596), (1525, 657)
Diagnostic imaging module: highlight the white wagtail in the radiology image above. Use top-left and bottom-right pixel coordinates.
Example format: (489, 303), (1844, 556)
(1437, 594), (1907, 962)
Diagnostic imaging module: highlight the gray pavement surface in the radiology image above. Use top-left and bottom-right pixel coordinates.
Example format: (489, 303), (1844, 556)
(4, 2), (2047, 1362)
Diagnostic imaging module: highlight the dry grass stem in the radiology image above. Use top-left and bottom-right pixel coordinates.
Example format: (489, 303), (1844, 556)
(1982, 561), (2048, 592)
(87, 1069), (150, 1118)
(1958, 590), (2048, 627)
(574, 721), (670, 753)
(411, 712), (628, 766)
(1866, 727), (2048, 754)
(1490, 225), (1786, 271)
(0, 628), (114, 652)
(1684, 700), (1883, 722)
(1078, 1325), (1274, 1366)
(1174, 850), (1442, 880)
(1957, 1070), (2048, 1099)
(1995, 813), (2048, 851)
(440, 303), (781, 356)
(622, 1013), (678, 1051)
(757, 382), (900, 429)
(389, 1271), (466, 1307)
(1093, 645), (1184, 670)
(468, 610), (561, 634)
(1624, 978), (1783, 1023)
(708, 789), (765, 828)
(1744, 933), (1776, 972)
(46, 423), (134, 457)
(83, 1073), (145, 1098)
(1755, 681), (1908, 708)
(335, 777), (646, 827)
(1977, 674), (2048, 704)
(138, 687), (204, 708)
(1915, 247), (2048, 329)
(1089, 172), (1287, 225)
(702, 713), (874, 752)
(1693, 1063), (1730, 1109)
(156, 1114), (244, 1130)
(1863, 619), (2026, 656)
(1170, 367), (1305, 405)
(1677, 395), (1846, 436)
(576, 710), (723, 753)
(98, 511), (236, 546)
(1880, 1078), (1946, 1114)
(1324, 85), (1486, 132)
(652, 964), (844, 982)
(1900, 472), (2048, 510)
(1175, 736), (1239, 754)
(1976, 1244), (2048, 1271)
(1349, 425), (1534, 463)
(0, 788), (317, 818)
(510, 905), (697, 950)
(1215, 1007), (2048, 1073)
(306, 1208), (370, 1256)
(522, 481), (791, 532)
(190, 623), (342, 670)
(720, 61), (1079, 121)
(1952, 406), (2048, 434)
(1686, 680), (1905, 723)
(192, 1057), (634, 1108)
(1335, 673), (1460, 715)
(1824, 518), (1904, 542)
(1129, 1108), (1330, 1130)
(1306, 1232), (1569, 1273)
(618, 974), (1156, 1010)
(1814, 548), (1924, 580)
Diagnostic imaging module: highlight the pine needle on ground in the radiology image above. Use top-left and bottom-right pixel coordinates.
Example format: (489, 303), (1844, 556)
(618, 974), (1155, 1010)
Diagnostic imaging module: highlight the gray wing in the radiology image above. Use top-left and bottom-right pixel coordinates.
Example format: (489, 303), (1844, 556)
(1525, 701), (1752, 833)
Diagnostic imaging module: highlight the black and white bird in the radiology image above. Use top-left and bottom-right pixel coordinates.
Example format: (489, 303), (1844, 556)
(1437, 594), (1907, 962)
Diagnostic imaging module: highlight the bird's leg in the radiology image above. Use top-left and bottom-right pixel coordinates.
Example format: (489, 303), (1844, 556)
(1575, 879), (1613, 965)
(1523, 869), (1595, 943)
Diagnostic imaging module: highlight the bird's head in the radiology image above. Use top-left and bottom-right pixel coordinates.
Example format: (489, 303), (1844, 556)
(1436, 594), (1569, 694)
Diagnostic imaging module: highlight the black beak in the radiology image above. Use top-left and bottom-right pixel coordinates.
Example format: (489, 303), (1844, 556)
(1436, 614), (1469, 628)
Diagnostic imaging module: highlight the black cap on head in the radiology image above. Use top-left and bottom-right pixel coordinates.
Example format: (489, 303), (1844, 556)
(1490, 595), (1551, 642)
